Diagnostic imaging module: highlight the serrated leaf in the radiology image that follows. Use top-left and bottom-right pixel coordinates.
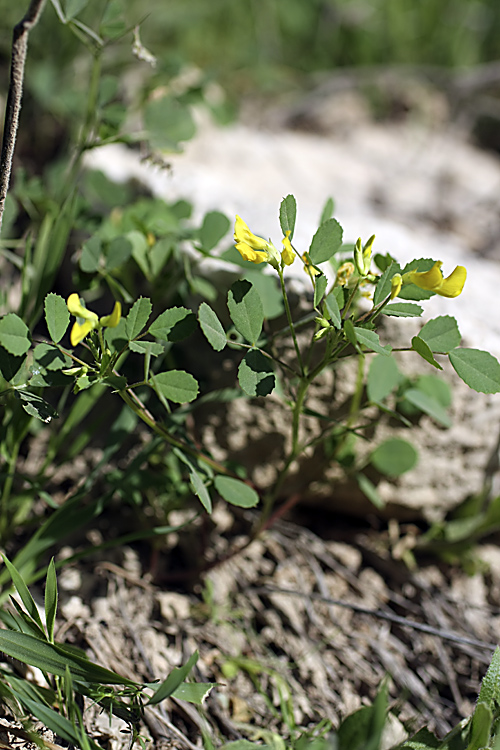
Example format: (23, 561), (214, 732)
(33, 343), (71, 371)
(200, 211), (230, 250)
(370, 438), (418, 477)
(373, 262), (401, 306)
(44, 294), (70, 343)
(0, 314), (31, 356)
(147, 652), (198, 705)
(125, 297), (152, 339)
(353, 327), (391, 356)
(308, 218), (343, 264)
(227, 280), (263, 344)
(198, 302), (226, 351)
(411, 336), (443, 370)
(128, 340), (164, 357)
(279, 194), (297, 240)
(419, 315), (461, 353)
(190, 469), (212, 513)
(238, 349), (275, 396)
(214, 476), (259, 508)
(149, 307), (196, 342)
(449, 348), (500, 394)
(17, 392), (58, 423)
(384, 302), (423, 318)
(403, 388), (452, 428)
(325, 290), (342, 329)
(367, 354), (401, 403)
(314, 274), (328, 308)
(151, 370), (199, 404)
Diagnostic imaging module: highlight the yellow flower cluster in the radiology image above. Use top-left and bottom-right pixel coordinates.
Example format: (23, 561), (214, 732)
(234, 216), (295, 270)
(67, 294), (121, 346)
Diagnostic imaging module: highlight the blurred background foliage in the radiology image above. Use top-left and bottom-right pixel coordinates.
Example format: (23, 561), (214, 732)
(1, 0), (500, 112)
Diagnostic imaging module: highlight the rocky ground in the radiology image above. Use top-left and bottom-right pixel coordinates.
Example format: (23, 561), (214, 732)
(8, 81), (500, 748)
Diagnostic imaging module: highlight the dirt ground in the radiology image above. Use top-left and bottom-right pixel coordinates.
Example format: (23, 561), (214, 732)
(5, 76), (500, 748)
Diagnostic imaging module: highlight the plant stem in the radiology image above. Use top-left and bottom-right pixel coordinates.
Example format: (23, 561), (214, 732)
(278, 267), (304, 375)
(0, 0), (47, 232)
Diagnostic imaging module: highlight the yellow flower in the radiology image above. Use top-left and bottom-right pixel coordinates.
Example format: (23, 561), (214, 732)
(281, 231), (295, 266)
(390, 273), (403, 300)
(336, 261), (355, 287)
(67, 293), (122, 346)
(302, 252), (320, 280)
(234, 216), (294, 270)
(402, 261), (466, 298)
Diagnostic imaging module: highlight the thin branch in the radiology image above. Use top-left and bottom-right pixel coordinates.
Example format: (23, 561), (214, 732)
(0, 0), (47, 232)
(251, 585), (497, 651)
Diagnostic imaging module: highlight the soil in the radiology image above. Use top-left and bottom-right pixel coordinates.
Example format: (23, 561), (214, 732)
(5, 76), (500, 748)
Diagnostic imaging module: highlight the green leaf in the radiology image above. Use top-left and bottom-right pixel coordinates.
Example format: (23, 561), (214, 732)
(44, 559), (58, 643)
(200, 211), (230, 250)
(417, 375), (451, 407)
(325, 289), (342, 329)
(20, 697), (102, 750)
(79, 236), (101, 273)
(33, 343), (71, 371)
(478, 647), (500, 709)
(99, 0), (126, 38)
(151, 370), (199, 404)
(367, 354), (401, 403)
(44, 294), (70, 343)
(0, 347), (25, 382)
(403, 388), (452, 428)
(353, 327), (391, 356)
(400, 258), (436, 300)
(2, 555), (44, 631)
(144, 96), (196, 150)
(16, 392), (58, 423)
(419, 315), (461, 353)
(125, 297), (152, 339)
(357, 473), (385, 509)
(149, 307), (196, 342)
(279, 194), (297, 240)
(227, 280), (264, 344)
(128, 340), (164, 357)
(172, 681), (215, 705)
(308, 218), (343, 264)
(411, 336), (443, 370)
(105, 236), (133, 270)
(190, 469), (212, 513)
(384, 302), (423, 318)
(0, 314), (31, 356)
(370, 438), (418, 477)
(63, 0), (88, 19)
(314, 274), (328, 308)
(373, 262), (401, 306)
(244, 269), (283, 319)
(468, 701), (493, 750)
(147, 652), (199, 705)
(449, 348), (500, 394)
(238, 349), (275, 396)
(214, 476), (260, 508)
(319, 196), (334, 224)
(0, 630), (136, 684)
(198, 302), (226, 351)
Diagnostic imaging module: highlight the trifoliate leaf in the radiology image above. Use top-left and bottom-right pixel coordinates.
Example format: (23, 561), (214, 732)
(44, 294), (70, 343)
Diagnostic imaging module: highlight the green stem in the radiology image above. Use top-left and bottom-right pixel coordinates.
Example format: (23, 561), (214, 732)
(278, 267), (304, 376)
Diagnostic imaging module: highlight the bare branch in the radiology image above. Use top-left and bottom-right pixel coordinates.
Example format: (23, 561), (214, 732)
(0, 0), (47, 233)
